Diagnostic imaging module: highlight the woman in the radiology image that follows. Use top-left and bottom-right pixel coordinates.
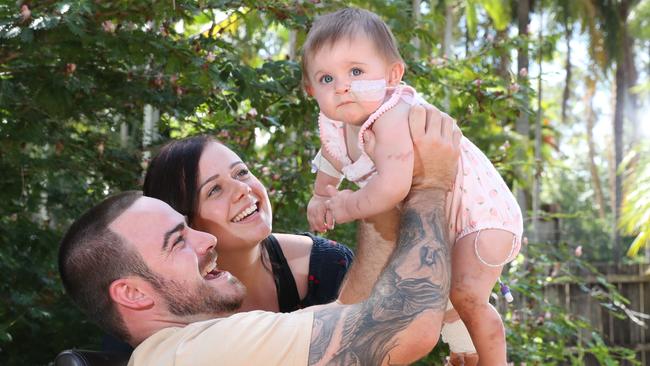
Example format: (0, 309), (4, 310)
(142, 135), (354, 312)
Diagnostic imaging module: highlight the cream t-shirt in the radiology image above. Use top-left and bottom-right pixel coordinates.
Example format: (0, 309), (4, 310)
(128, 310), (314, 366)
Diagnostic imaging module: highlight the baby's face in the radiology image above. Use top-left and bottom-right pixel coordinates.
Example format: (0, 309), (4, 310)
(305, 34), (394, 125)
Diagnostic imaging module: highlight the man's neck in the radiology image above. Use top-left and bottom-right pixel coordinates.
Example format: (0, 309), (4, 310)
(127, 310), (235, 347)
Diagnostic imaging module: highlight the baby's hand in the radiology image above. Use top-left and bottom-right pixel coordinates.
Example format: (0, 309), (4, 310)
(325, 185), (356, 225)
(307, 194), (334, 232)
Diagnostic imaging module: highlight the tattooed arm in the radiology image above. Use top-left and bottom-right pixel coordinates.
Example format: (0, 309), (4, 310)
(337, 103), (458, 305)
(307, 105), (462, 365)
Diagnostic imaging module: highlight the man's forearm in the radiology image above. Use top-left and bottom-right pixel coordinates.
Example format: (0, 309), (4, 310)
(309, 188), (451, 365)
(337, 208), (399, 304)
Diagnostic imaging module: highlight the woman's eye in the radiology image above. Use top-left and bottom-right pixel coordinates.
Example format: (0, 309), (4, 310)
(320, 75), (334, 84)
(351, 68), (363, 76)
(237, 168), (250, 178)
(208, 185), (221, 197)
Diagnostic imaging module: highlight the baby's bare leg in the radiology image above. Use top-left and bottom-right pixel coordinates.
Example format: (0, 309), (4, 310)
(442, 305), (479, 366)
(450, 229), (516, 366)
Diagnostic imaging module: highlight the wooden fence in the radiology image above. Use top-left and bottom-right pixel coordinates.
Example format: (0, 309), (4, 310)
(544, 262), (650, 365)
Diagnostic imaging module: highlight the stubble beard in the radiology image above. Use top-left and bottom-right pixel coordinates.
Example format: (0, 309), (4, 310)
(149, 272), (246, 317)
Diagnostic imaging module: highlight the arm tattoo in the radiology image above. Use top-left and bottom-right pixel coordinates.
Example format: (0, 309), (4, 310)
(308, 307), (342, 364)
(309, 198), (451, 365)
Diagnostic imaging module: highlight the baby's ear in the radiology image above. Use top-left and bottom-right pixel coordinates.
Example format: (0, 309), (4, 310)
(304, 83), (314, 96)
(388, 62), (405, 86)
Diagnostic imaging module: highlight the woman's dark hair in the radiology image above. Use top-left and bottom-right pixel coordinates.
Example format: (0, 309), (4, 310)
(143, 135), (216, 222)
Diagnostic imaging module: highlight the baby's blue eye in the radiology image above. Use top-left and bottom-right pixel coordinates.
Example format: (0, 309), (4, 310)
(351, 68), (363, 76)
(320, 75), (334, 84)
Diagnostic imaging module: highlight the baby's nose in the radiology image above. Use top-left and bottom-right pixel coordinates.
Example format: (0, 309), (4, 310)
(335, 80), (350, 94)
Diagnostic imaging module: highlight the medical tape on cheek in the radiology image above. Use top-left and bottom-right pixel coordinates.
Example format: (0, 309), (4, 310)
(349, 79), (387, 101)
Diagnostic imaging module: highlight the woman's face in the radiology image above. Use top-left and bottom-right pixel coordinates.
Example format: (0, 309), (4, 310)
(192, 142), (272, 251)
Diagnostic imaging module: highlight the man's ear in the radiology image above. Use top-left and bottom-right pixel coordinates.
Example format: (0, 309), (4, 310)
(387, 62), (405, 86)
(109, 277), (154, 310)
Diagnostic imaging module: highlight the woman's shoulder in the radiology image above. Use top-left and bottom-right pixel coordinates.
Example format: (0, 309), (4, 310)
(272, 233), (354, 307)
(273, 232), (354, 261)
(272, 233), (313, 260)
(300, 234), (354, 307)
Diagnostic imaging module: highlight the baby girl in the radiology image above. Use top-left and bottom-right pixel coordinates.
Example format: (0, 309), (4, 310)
(302, 7), (522, 366)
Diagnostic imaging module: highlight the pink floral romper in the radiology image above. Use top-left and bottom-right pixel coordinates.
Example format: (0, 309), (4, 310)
(318, 84), (523, 255)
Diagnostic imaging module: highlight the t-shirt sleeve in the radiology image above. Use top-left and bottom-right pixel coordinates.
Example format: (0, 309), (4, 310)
(300, 233), (354, 308)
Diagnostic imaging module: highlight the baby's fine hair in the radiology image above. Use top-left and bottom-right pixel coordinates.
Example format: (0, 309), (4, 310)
(301, 7), (404, 87)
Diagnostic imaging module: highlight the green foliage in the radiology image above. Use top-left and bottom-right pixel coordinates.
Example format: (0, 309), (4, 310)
(542, 156), (612, 262)
(630, 0), (650, 40)
(621, 145), (650, 257)
(502, 242), (639, 365)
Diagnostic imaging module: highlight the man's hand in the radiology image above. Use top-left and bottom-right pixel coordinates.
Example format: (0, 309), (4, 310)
(408, 104), (461, 191)
(362, 104), (461, 192)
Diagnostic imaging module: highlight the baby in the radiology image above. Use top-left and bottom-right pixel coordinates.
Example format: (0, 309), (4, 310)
(302, 8), (523, 366)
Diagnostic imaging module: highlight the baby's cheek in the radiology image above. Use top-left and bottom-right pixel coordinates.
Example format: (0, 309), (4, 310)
(359, 100), (384, 114)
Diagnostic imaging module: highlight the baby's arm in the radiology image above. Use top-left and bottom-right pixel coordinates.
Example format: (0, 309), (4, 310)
(308, 150), (343, 232)
(327, 101), (414, 223)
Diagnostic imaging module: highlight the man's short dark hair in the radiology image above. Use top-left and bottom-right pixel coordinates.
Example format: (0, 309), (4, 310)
(58, 190), (149, 342)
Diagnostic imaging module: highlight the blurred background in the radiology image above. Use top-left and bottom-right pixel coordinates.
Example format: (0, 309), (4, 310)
(1, 1), (649, 364)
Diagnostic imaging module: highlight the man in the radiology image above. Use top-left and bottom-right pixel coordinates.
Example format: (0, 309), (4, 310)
(59, 105), (461, 365)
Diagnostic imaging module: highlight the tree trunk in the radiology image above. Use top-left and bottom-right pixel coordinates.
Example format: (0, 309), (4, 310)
(142, 104), (160, 177)
(561, 23), (572, 125)
(532, 7), (543, 243)
(120, 122), (129, 148)
(611, 0), (634, 261)
(612, 61), (624, 261)
(442, 0), (454, 110)
(516, 0), (531, 228)
(288, 30), (297, 61)
(442, 0), (453, 58)
(496, 29), (510, 81)
(584, 75), (606, 220)
(465, 15), (470, 57)
(412, 0), (421, 56)
(624, 25), (638, 147)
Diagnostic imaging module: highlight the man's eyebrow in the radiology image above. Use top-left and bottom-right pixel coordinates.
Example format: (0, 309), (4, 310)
(162, 222), (185, 251)
(197, 161), (245, 192)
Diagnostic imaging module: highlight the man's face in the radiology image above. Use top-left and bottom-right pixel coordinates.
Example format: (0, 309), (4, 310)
(110, 197), (246, 319)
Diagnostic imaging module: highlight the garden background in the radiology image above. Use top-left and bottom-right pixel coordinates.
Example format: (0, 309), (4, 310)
(1, 0), (649, 365)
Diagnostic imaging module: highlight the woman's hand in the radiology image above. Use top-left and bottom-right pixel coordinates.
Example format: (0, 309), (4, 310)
(307, 193), (334, 232)
(324, 185), (356, 226)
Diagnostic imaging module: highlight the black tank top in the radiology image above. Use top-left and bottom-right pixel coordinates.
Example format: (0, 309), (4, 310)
(263, 234), (302, 312)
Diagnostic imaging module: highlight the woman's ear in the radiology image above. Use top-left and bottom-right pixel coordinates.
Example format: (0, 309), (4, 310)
(109, 277), (154, 310)
(387, 62), (405, 86)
